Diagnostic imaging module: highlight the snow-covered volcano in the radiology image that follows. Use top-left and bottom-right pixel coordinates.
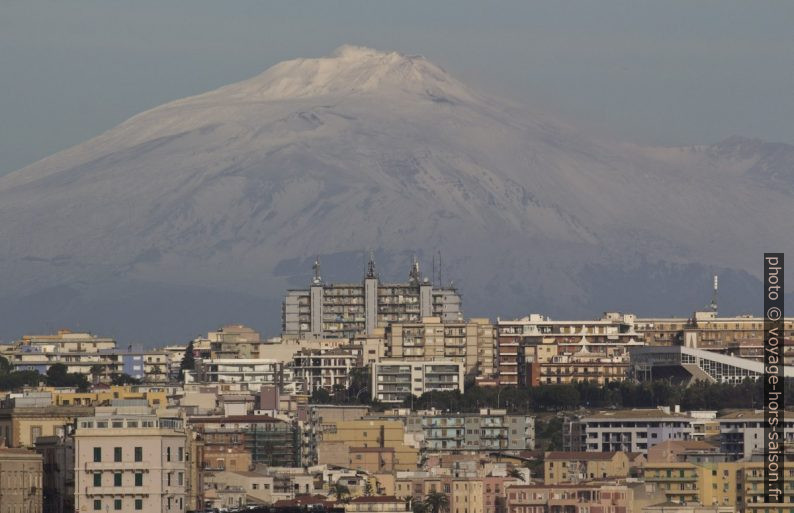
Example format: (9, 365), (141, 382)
(1, 46), (791, 341)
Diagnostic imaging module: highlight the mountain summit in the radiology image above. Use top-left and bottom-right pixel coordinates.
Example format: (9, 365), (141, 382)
(202, 45), (476, 102)
(0, 46), (791, 341)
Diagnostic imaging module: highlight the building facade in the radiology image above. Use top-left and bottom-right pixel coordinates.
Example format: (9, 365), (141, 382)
(282, 258), (463, 339)
(372, 360), (465, 404)
(0, 447), (43, 513)
(73, 406), (187, 513)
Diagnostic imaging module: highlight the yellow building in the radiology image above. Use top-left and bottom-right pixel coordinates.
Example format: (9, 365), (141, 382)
(317, 419), (418, 470)
(644, 461), (741, 509)
(0, 447), (43, 513)
(52, 386), (167, 408)
(386, 317), (495, 377)
(544, 451), (630, 484)
(0, 404), (94, 448)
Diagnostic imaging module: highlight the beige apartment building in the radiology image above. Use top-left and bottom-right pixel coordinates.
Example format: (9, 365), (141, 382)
(0, 447), (43, 513)
(544, 451), (630, 485)
(74, 405), (187, 513)
(0, 402), (93, 448)
(317, 419), (419, 471)
(386, 317), (495, 377)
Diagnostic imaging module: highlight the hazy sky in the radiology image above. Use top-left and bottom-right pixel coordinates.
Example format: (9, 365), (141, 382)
(2, 0), (793, 176)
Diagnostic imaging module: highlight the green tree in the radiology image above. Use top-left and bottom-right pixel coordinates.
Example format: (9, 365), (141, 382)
(0, 355), (11, 374)
(310, 388), (333, 404)
(507, 468), (525, 482)
(332, 483), (350, 502)
(89, 364), (105, 384)
(410, 499), (429, 513)
(46, 363), (89, 391)
(110, 373), (141, 386)
(46, 363), (70, 386)
(179, 341), (195, 381)
(425, 492), (449, 513)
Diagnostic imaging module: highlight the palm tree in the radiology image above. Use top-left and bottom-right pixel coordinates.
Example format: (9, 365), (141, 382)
(410, 499), (429, 513)
(332, 483), (350, 502)
(507, 468), (526, 482)
(424, 491), (449, 513)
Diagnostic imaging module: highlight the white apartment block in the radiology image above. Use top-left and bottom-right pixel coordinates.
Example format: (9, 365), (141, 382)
(187, 358), (289, 392)
(372, 359), (464, 404)
(575, 409), (693, 454)
(292, 348), (359, 393)
(74, 406), (187, 513)
(719, 410), (794, 460)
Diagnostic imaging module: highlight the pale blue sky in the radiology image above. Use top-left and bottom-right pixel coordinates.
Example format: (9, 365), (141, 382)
(2, 0), (793, 175)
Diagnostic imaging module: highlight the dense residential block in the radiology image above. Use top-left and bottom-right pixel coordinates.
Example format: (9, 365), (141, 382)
(282, 258), (462, 339)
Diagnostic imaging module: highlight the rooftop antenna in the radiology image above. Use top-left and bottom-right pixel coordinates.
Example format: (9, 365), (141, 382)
(432, 253), (436, 287)
(366, 250), (378, 279)
(709, 274), (719, 314)
(438, 250), (442, 288)
(312, 256), (323, 285)
(409, 254), (421, 284)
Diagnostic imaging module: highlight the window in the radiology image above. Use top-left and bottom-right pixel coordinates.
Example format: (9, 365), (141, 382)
(114, 447), (122, 462)
(167, 473), (172, 486)
(134, 446), (143, 462)
(93, 447), (102, 462)
(167, 447), (171, 462)
(94, 500), (102, 511)
(30, 425), (43, 443)
(135, 499), (143, 510)
(114, 499), (122, 510)
(135, 472), (143, 486)
(178, 447), (184, 461)
(114, 472), (122, 487)
(93, 473), (102, 487)
(178, 472), (183, 486)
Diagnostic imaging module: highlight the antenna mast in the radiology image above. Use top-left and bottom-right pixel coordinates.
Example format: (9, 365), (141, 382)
(709, 274), (718, 314)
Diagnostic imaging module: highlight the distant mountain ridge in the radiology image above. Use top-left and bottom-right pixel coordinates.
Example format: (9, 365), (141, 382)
(0, 46), (791, 342)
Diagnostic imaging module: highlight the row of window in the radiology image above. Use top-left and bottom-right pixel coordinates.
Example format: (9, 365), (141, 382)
(91, 470), (183, 487)
(92, 498), (184, 511)
(93, 446), (183, 462)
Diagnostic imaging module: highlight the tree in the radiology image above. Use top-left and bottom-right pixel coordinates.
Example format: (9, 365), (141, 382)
(0, 355), (11, 375)
(46, 363), (70, 386)
(425, 491), (449, 513)
(46, 363), (90, 391)
(310, 388), (333, 404)
(364, 480), (373, 496)
(410, 499), (429, 513)
(179, 341), (195, 381)
(89, 364), (105, 384)
(507, 468), (526, 482)
(331, 483), (350, 502)
(110, 373), (141, 386)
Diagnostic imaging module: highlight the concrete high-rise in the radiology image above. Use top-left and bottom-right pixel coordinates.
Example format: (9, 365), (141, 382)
(282, 257), (462, 339)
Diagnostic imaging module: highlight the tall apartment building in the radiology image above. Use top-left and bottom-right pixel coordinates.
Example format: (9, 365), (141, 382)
(489, 313), (643, 386)
(0, 447), (43, 513)
(282, 257), (463, 339)
(371, 360), (465, 404)
(187, 358), (289, 392)
(385, 317), (495, 377)
(74, 404), (187, 513)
